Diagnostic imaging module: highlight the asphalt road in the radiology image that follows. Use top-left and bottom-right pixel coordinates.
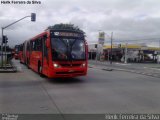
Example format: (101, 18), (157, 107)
(0, 60), (160, 115)
(89, 60), (160, 78)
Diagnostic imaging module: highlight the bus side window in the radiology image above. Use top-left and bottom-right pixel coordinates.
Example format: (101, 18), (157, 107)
(27, 42), (30, 51)
(37, 38), (42, 51)
(33, 41), (36, 51)
(33, 38), (42, 51)
(31, 41), (35, 51)
(44, 43), (48, 58)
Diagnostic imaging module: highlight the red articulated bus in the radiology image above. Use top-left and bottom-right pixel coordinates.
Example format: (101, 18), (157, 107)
(20, 24), (88, 78)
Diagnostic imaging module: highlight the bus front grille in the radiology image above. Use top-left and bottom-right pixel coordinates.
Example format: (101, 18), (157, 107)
(56, 71), (84, 75)
(60, 64), (81, 67)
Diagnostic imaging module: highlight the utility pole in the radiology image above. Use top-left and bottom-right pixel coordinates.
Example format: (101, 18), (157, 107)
(110, 32), (113, 64)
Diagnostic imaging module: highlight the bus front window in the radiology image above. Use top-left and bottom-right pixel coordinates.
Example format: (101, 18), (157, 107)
(71, 40), (85, 60)
(51, 38), (85, 61)
(51, 38), (68, 60)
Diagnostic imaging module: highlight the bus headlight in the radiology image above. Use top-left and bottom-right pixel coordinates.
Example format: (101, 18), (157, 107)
(81, 63), (86, 67)
(53, 63), (61, 68)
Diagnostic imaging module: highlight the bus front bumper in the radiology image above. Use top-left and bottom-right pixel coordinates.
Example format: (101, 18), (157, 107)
(48, 67), (87, 78)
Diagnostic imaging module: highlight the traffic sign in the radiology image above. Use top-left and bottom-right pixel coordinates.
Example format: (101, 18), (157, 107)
(98, 32), (105, 45)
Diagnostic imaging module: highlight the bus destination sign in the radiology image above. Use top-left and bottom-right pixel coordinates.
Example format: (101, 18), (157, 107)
(53, 32), (83, 37)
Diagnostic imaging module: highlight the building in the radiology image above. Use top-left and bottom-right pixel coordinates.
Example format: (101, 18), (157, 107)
(88, 43), (160, 63)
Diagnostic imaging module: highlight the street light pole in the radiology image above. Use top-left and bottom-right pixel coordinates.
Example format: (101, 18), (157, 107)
(2, 16), (30, 30)
(1, 16), (30, 68)
(0, 13), (36, 68)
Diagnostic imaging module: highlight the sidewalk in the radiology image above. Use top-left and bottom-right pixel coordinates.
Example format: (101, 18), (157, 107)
(0, 59), (17, 73)
(89, 60), (160, 78)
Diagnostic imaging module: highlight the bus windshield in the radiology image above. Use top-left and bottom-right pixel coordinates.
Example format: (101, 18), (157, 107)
(51, 38), (86, 61)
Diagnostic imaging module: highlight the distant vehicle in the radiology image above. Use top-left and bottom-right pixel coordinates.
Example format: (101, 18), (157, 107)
(14, 45), (20, 59)
(19, 24), (88, 78)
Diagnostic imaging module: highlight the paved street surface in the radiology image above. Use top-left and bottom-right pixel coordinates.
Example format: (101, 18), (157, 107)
(0, 59), (160, 119)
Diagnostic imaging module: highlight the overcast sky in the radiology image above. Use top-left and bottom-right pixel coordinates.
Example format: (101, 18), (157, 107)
(0, 0), (160, 47)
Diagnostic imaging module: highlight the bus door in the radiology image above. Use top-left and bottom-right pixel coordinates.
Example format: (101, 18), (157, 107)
(27, 41), (31, 66)
(42, 35), (49, 75)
